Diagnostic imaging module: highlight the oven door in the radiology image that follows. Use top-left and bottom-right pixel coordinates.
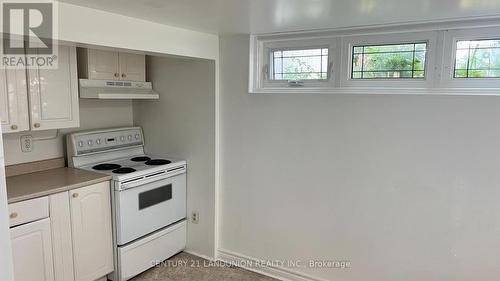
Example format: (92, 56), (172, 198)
(115, 173), (186, 246)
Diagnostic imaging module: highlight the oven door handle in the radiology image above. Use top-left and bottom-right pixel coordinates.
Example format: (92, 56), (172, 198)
(119, 166), (186, 190)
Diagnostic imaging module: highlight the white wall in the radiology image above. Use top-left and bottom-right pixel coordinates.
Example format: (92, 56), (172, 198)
(57, 2), (218, 60)
(3, 99), (133, 165)
(219, 34), (500, 281)
(133, 56), (216, 258)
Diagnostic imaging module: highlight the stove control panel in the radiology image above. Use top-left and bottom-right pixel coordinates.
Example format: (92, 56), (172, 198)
(69, 127), (144, 155)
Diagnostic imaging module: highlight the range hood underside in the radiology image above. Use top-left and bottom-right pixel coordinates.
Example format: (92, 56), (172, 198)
(79, 79), (160, 100)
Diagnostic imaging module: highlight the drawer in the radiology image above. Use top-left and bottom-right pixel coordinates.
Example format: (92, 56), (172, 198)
(118, 220), (186, 281)
(8, 197), (49, 227)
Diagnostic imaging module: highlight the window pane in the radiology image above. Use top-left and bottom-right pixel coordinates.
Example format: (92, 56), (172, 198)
(363, 52), (414, 71)
(414, 51), (426, 71)
(456, 41), (470, 50)
(283, 56), (322, 73)
(353, 47), (364, 54)
(454, 69), (467, 78)
(282, 49), (322, 57)
(351, 42), (427, 79)
(415, 43), (427, 51)
(271, 48), (329, 81)
(454, 49), (469, 70)
(322, 55), (328, 73)
(352, 54), (362, 71)
(414, 71), (425, 78)
(454, 39), (500, 78)
(470, 40), (500, 49)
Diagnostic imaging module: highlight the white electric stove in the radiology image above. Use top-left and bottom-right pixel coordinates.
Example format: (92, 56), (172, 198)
(67, 127), (187, 281)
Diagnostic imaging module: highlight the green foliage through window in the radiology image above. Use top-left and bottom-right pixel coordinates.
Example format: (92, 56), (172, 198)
(454, 39), (500, 78)
(271, 48), (328, 81)
(351, 43), (427, 79)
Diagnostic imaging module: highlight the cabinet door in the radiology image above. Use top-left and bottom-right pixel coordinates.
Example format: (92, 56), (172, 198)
(10, 218), (55, 281)
(119, 53), (146, 81)
(28, 45), (79, 131)
(0, 68), (29, 133)
(69, 182), (113, 281)
(49, 192), (75, 281)
(88, 49), (120, 80)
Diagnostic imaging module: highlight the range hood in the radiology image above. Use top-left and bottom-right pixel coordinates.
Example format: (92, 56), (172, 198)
(79, 79), (160, 100)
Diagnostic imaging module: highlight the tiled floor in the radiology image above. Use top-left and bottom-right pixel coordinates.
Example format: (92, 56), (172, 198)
(131, 252), (278, 281)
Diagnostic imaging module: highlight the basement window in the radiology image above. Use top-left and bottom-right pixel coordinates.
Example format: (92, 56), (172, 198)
(351, 42), (427, 79)
(454, 39), (500, 78)
(270, 48), (329, 81)
(250, 25), (500, 94)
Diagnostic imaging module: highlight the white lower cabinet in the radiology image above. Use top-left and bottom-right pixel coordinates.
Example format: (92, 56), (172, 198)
(69, 182), (114, 281)
(10, 218), (55, 281)
(9, 181), (113, 281)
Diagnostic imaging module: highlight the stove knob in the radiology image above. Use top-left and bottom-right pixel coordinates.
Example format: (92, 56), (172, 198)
(135, 134), (140, 140)
(87, 140), (93, 146)
(128, 135), (132, 141)
(96, 139), (101, 145)
(78, 141), (84, 147)
(120, 136), (125, 142)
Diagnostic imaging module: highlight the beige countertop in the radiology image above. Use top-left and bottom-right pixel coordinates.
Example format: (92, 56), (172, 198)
(6, 167), (112, 204)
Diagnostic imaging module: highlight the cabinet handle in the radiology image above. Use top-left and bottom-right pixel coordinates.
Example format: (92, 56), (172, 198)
(33, 123), (41, 128)
(10, 124), (18, 130)
(10, 212), (18, 219)
(72, 193), (79, 198)
(114, 73), (119, 78)
(121, 73), (126, 78)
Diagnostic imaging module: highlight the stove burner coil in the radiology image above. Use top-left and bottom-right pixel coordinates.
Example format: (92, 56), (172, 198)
(145, 159), (172, 166)
(93, 164), (122, 170)
(131, 156), (151, 162)
(112, 167), (137, 174)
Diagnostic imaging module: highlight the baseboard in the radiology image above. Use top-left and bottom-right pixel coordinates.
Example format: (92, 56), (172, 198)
(216, 248), (328, 281)
(183, 250), (216, 262)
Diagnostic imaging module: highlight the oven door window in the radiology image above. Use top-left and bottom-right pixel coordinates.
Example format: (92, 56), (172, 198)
(138, 184), (172, 210)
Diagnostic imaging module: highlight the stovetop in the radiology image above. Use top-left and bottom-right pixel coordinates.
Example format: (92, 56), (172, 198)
(80, 154), (186, 181)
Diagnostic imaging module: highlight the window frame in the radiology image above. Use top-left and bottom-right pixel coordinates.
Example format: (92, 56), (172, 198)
(441, 27), (500, 88)
(350, 42), (428, 80)
(340, 31), (438, 88)
(268, 46), (330, 82)
(250, 37), (339, 91)
(249, 19), (500, 95)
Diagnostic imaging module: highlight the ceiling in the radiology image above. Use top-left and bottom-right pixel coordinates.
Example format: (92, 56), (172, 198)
(59, 0), (500, 35)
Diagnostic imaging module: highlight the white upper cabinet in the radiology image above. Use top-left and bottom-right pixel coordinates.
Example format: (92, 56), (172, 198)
(0, 68), (29, 133)
(87, 49), (120, 80)
(78, 48), (146, 82)
(69, 182), (113, 281)
(27, 45), (80, 131)
(119, 52), (146, 81)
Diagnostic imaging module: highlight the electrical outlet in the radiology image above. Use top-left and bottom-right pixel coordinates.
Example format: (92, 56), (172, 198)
(191, 211), (199, 224)
(20, 135), (33, 152)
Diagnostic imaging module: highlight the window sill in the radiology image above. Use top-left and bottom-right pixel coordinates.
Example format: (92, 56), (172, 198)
(249, 87), (500, 96)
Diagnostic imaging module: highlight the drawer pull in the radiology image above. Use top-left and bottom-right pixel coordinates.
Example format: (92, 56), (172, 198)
(10, 124), (18, 130)
(114, 73), (119, 78)
(121, 73), (126, 78)
(34, 123), (41, 128)
(72, 193), (79, 198)
(10, 212), (18, 219)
